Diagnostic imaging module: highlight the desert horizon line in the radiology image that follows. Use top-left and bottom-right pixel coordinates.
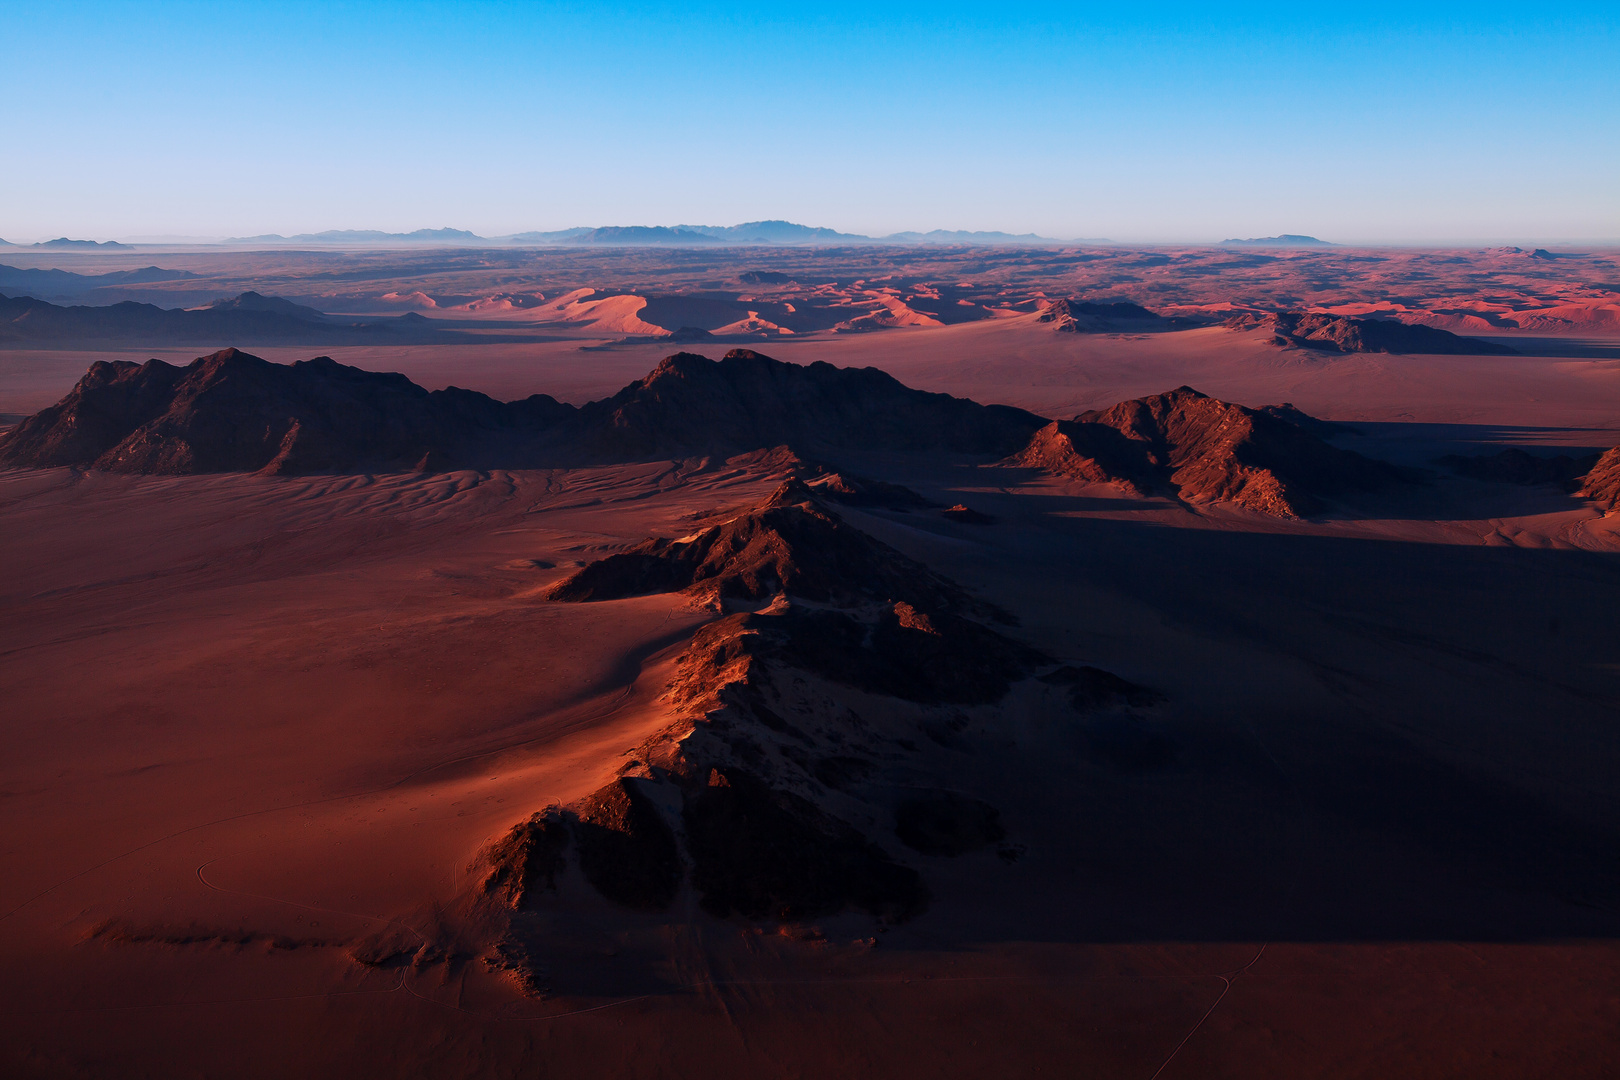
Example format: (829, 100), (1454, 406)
(3, 221), (1619, 250)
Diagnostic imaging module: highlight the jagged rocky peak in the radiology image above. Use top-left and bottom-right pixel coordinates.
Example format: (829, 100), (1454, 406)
(474, 484), (1160, 990)
(1006, 385), (1405, 517)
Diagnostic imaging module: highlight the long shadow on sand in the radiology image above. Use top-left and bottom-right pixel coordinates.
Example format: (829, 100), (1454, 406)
(1473, 336), (1620, 359)
(856, 491), (1620, 950)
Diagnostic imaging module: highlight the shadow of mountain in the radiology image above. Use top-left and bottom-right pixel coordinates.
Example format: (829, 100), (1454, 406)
(1473, 337), (1620, 359)
(844, 498), (1620, 947)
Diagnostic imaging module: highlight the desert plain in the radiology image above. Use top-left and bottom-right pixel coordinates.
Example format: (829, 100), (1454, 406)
(3, 240), (1620, 1078)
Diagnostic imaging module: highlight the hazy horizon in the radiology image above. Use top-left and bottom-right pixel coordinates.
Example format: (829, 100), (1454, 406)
(4, 222), (1619, 249)
(3, 3), (1616, 246)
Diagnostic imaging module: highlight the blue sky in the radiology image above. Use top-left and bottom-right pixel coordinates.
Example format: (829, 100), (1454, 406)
(2, 2), (1616, 243)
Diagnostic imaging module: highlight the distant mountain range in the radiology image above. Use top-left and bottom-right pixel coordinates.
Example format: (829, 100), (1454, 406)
(227, 228), (483, 245)
(3, 226), (1350, 250)
(225, 221), (1068, 247)
(1218, 235), (1335, 247)
(0, 237), (133, 250)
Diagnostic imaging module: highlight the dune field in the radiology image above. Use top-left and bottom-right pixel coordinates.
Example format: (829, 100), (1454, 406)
(3, 244), (1620, 1078)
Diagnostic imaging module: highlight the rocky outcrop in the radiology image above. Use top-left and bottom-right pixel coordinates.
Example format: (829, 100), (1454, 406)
(1225, 311), (1517, 355)
(1036, 298), (1166, 333)
(1006, 386), (1404, 517)
(1579, 447), (1620, 511)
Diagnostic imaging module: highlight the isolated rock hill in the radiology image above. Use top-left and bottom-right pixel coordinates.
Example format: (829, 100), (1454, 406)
(0, 291), (450, 346)
(196, 290), (328, 319)
(0, 348), (1047, 474)
(1579, 448), (1620, 511)
(1225, 311), (1517, 355)
(1036, 298), (1166, 332)
(1006, 386), (1404, 517)
(466, 485), (1151, 988)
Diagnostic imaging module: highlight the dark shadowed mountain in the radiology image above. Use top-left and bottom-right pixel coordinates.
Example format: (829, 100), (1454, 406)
(1225, 311), (1518, 355)
(0, 348), (572, 474)
(570, 350), (1044, 459)
(195, 291), (328, 320)
(0, 348), (1047, 474)
(1036, 298), (1171, 332)
(1006, 386), (1404, 517)
(0, 291), (459, 346)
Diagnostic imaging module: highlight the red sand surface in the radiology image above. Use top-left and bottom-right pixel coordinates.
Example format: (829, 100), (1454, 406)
(4, 248), (1620, 1078)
